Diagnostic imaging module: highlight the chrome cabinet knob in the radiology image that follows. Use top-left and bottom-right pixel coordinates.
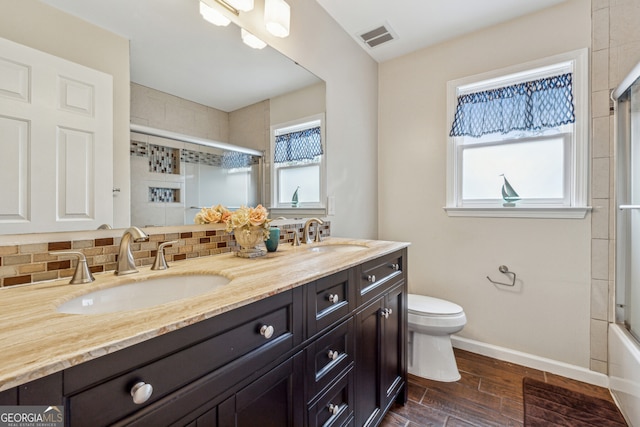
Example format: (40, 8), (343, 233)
(328, 350), (340, 360)
(260, 325), (274, 339)
(130, 381), (153, 405)
(328, 403), (339, 415)
(367, 275), (376, 283)
(390, 263), (400, 271)
(381, 308), (393, 319)
(327, 294), (339, 304)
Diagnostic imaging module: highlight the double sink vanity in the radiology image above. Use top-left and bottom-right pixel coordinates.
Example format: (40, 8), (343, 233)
(0, 237), (409, 427)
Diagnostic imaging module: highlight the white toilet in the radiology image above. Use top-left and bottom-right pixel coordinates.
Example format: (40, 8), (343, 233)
(408, 293), (467, 382)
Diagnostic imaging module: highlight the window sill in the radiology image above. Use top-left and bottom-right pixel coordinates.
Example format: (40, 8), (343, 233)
(443, 206), (591, 219)
(269, 207), (327, 218)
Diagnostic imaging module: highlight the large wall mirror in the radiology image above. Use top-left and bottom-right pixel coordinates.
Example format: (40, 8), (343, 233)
(4, 0), (325, 235)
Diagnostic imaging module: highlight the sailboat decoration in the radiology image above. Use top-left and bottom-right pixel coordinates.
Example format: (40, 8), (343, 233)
(500, 174), (520, 207)
(291, 186), (300, 208)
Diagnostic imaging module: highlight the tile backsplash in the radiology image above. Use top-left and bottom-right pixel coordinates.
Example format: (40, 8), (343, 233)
(0, 221), (330, 288)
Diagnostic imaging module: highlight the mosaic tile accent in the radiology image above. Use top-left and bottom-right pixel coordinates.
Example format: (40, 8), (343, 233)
(130, 140), (148, 157)
(181, 149), (222, 167)
(149, 187), (179, 203)
(0, 221), (330, 287)
(181, 149), (260, 168)
(149, 144), (179, 174)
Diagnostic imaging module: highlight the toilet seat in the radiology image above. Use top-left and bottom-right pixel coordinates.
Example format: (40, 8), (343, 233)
(408, 294), (463, 316)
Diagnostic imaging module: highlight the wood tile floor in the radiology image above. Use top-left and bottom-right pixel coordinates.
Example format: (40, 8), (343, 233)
(381, 348), (618, 427)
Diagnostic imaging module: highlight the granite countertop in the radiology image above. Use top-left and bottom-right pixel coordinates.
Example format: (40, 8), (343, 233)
(0, 237), (408, 392)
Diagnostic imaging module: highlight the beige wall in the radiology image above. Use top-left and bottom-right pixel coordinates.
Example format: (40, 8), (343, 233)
(378, 0), (592, 367)
(0, 0), (131, 229)
(270, 82), (326, 126)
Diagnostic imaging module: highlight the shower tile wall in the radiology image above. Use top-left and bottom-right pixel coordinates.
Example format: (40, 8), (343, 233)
(130, 134), (185, 228)
(589, 0), (640, 374)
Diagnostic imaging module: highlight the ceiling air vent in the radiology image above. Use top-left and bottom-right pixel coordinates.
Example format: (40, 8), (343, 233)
(359, 24), (396, 48)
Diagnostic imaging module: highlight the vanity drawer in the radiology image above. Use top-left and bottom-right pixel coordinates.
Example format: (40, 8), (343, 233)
(308, 368), (354, 427)
(305, 318), (354, 400)
(307, 269), (355, 337)
(68, 291), (299, 427)
(358, 250), (405, 305)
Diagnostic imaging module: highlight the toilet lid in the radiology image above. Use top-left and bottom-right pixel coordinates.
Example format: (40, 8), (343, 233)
(408, 294), (463, 316)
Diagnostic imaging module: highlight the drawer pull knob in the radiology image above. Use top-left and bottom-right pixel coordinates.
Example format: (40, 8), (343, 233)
(390, 263), (400, 271)
(367, 274), (376, 283)
(328, 350), (340, 360)
(327, 293), (339, 304)
(260, 325), (275, 339)
(131, 381), (153, 405)
(328, 403), (340, 415)
(381, 308), (393, 319)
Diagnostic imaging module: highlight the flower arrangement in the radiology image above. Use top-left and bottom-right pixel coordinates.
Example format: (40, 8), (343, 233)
(194, 204), (230, 225)
(195, 204), (271, 240)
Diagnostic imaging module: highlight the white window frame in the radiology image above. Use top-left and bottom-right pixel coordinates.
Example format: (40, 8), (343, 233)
(269, 113), (326, 215)
(444, 48), (590, 219)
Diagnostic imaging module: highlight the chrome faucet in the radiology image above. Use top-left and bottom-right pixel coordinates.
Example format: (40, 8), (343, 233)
(303, 218), (324, 244)
(115, 226), (149, 275)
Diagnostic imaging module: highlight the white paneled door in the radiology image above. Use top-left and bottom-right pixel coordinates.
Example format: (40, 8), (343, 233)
(0, 37), (113, 233)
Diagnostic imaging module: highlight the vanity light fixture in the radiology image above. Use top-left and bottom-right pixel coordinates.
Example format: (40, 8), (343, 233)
(264, 0), (290, 38)
(199, 0), (231, 26)
(225, 0), (254, 12)
(241, 28), (267, 49)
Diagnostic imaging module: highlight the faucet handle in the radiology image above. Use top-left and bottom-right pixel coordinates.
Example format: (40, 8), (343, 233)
(50, 251), (95, 284)
(291, 229), (301, 246)
(151, 241), (178, 270)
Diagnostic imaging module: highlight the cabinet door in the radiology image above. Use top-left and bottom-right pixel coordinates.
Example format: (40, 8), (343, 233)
(381, 284), (406, 408)
(355, 283), (407, 427)
(218, 354), (303, 427)
(354, 299), (383, 427)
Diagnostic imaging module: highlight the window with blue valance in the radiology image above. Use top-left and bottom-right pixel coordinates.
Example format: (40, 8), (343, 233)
(449, 73), (575, 138)
(274, 126), (323, 163)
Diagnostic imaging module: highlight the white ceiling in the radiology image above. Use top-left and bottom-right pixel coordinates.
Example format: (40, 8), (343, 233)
(316, 0), (569, 62)
(37, 0), (568, 111)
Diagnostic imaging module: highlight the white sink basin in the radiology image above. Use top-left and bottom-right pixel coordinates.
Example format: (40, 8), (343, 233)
(307, 244), (368, 253)
(57, 274), (230, 314)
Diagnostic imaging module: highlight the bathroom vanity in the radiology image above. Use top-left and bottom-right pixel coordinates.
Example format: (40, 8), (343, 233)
(0, 239), (408, 426)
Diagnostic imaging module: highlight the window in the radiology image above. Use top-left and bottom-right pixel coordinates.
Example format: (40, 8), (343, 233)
(445, 49), (589, 218)
(271, 114), (326, 210)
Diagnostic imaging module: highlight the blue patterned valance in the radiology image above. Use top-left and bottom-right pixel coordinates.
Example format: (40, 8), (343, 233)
(221, 151), (251, 169)
(449, 73), (575, 138)
(274, 126), (322, 163)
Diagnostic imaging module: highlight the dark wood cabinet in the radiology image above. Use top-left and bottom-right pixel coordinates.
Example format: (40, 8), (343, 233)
(355, 252), (407, 427)
(218, 354), (304, 427)
(5, 248), (407, 427)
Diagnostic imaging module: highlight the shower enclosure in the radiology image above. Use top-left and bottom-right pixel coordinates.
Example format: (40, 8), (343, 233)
(615, 65), (640, 341)
(611, 60), (640, 425)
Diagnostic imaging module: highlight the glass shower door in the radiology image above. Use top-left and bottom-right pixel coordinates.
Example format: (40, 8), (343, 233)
(617, 77), (640, 341)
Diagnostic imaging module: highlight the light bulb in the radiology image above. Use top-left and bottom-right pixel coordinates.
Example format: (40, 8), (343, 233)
(241, 28), (267, 49)
(199, 1), (231, 26)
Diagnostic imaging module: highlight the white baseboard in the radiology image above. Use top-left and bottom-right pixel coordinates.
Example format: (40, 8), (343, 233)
(451, 335), (609, 388)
